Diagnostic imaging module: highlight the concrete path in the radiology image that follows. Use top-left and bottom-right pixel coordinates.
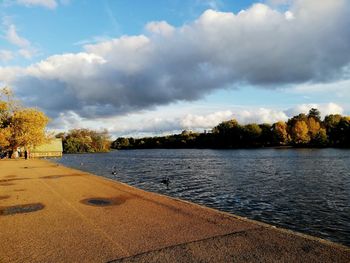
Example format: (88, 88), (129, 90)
(0, 159), (349, 263)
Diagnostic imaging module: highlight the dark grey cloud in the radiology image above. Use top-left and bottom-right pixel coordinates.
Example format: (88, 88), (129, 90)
(1, 0), (350, 120)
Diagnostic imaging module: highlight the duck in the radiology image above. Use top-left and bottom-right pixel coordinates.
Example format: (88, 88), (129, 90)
(161, 177), (170, 189)
(111, 166), (117, 175)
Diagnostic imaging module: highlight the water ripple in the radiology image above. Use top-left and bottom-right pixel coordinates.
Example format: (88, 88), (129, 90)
(53, 148), (350, 246)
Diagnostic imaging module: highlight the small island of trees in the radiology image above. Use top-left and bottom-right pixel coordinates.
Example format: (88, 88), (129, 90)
(112, 109), (350, 150)
(56, 129), (111, 153)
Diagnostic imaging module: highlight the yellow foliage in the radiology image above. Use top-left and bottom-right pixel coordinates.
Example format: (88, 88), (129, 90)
(307, 117), (321, 137)
(0, 127), (11, 148)
(291, 120), (310, 144)
(274, 121), (289, 144)
(8, 108), (50, 149)
(0, 101), (7, 112)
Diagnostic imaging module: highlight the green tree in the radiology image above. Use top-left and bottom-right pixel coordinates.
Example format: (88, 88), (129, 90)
(213, 119), (242, 148)
(324, 114), (342, 145)
(308, 108), (321, 122)
(243, 124), (262, 146)
(337, 117), (350, 147)
(112, 137), (130, 149)
(61, 129), (111, 153)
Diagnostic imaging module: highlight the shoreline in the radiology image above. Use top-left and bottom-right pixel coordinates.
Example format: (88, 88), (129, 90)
(54, 159), (348, 249)
(0, 159), (349, 262)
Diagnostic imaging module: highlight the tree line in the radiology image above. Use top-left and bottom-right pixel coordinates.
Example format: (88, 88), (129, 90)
(112, 109), (350, 149)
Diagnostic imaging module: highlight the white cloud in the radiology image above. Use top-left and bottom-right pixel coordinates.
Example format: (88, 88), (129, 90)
(179, 108), (288, 130)
(181, 111), (233, 130)
(17, 0), (57, 9)
(285, 103), (344, 118)
(5, 24), (30, 48)
(197, 0), (223, 10)
(18, 48), (37, 59)
(290, 79), (350, 98)
(0, 50), (14, 62)
(0, 0), (349, 124)
(2, 22), (39, 61)
(235, 108), (289, 124)
(73, 35), (112, 46)
(284, 11), (295, 20)
(146, 21), (175, 36)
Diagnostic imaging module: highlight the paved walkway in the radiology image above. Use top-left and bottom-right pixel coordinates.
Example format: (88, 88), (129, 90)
(0, 159), (349, 262)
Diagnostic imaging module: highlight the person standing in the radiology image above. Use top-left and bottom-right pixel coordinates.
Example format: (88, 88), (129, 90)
(24, 150), (28, 160)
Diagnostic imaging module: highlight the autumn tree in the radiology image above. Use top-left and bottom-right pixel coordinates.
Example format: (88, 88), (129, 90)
(0, 87), (50, 156)
(7, 109), (49, 151)
(0, 128), (11, 149)
(289, 120), (310, 145)
(272, 121), (289, 145)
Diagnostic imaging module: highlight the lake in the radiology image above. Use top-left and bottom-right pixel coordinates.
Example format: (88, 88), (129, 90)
(52, 148), (350, 246)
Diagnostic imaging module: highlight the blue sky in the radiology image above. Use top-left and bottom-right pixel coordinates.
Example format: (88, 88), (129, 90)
(0, 0), (349, 137)
(1, 0), (261, 64)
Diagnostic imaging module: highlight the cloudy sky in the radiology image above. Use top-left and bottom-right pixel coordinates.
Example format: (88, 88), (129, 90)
(0, 0), (349, 137)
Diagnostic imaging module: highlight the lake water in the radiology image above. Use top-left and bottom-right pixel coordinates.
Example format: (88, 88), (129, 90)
(52, 148), (350, 246)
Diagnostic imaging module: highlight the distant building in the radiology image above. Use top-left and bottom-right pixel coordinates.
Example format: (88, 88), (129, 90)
(30, 138), (63, 158)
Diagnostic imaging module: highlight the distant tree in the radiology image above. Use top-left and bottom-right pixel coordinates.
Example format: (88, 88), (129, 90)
(272, 121), (289, 145)
(213, 119), (242, 148)
(109, 111), (350, 150)
(312, 128), (328, 146)
(290, 120), (310, 145)
(324, 114), (342, 145)
(337, 117), (350, 147)
(259, 123), (273, 146)
(307, 117), (321, 137)
(289, 113), (308, 123)
(308, 108), (321, 122)
(112, 137), (130, 149)
(60, 129), (111, 153)
(306, 117), (322, 145)
(243, 124), (262, 146)
(213, 119), (239, 134)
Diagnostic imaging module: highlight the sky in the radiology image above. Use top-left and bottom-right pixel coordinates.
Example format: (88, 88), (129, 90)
(0, 0), (349, 138)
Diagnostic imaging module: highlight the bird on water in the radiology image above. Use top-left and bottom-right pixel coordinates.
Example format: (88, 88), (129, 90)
(111, 165), (117, 175)
(161, 177), (170, 189)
